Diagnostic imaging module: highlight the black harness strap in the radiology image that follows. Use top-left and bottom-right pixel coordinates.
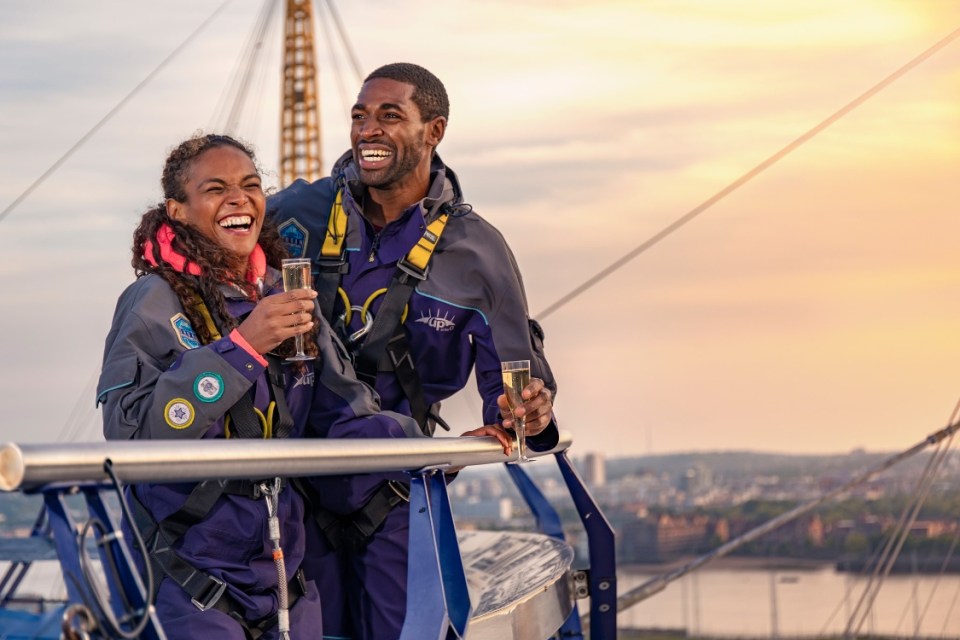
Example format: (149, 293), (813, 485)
(345, 480), (410, 545)
(294, 478), (410, 552)
(213, 569), (308, 640)
(353, 269), (420, 387)
(158, 480), (237, 541)
(228, 393), (265, 440)
(265, 356), (294, 439)
(384, 327), (433, 434)
(130, 488), (227, 611)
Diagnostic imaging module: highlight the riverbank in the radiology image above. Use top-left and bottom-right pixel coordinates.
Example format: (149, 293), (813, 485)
(620, 555), (832, 574)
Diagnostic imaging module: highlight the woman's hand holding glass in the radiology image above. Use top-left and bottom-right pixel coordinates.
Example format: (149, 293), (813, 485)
(235, 288), (317, 355)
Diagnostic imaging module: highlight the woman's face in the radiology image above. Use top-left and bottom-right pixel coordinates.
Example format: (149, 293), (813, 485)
(166, 145), (265, 269)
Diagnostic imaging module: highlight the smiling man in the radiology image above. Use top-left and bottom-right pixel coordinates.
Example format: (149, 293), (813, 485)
(267, 62), (559, 640)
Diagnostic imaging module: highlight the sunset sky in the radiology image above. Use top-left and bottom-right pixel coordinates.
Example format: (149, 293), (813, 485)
(1, 0), (958, 458)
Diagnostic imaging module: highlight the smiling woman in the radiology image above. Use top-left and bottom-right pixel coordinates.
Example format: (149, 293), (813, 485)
(93, 132), (434, 639)
(165, 145), (266, 274)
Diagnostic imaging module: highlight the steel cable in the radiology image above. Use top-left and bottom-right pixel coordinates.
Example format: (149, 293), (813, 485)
(844, 401), (959, 637)
(536, 25), (960, 321)
(0, 0), (235, 226)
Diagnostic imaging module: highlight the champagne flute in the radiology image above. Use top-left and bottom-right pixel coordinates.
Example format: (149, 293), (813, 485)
(502, 360), (533, 463)
(281, 258), (314, 362)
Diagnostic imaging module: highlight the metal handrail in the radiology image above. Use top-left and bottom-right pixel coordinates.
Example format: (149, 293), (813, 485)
(0, 432), (572, 491)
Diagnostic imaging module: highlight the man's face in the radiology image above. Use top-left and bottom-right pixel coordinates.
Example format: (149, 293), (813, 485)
(350, 78), (438, 188)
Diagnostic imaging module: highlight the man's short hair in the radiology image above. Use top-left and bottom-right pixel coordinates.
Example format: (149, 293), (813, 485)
(364, 62), (449, 123)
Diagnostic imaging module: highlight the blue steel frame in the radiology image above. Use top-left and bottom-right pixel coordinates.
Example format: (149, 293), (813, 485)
(1, 484), (167, 639)
(2, 451), (613, 640)
(400, 469), (472, 639)
(505, 451), (617, 640)
(0, 508), (49, 607)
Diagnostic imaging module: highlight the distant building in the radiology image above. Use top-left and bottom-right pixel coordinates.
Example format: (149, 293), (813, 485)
(619, 514), (710, 563)
(680, 463), (712, 495)
(583, 452), (606, 488)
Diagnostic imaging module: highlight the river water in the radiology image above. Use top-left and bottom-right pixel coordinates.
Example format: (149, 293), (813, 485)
(618, 564), (960, 637)
(6, 561), (960, 637)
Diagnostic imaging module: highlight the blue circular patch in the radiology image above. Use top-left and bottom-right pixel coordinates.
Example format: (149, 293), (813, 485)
(194, 372), (225, 403)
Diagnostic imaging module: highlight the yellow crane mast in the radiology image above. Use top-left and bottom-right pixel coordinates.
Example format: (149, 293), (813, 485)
(280, 0), (322, 187)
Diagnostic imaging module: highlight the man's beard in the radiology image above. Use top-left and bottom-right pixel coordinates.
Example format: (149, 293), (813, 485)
(359, 140), (425, 189)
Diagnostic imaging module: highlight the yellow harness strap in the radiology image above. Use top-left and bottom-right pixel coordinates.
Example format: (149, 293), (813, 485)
(323, 189), (449, 273)
(403, 212), (449, 274)
(320, 189), (348, 260)
(192, 293), (222, 341)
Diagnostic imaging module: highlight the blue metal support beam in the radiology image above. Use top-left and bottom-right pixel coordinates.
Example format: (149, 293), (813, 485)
(555, 451), (617, 639)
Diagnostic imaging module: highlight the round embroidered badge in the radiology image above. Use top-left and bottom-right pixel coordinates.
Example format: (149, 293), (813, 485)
(164, 398), (195, 430)
(194, 372), (224, 403)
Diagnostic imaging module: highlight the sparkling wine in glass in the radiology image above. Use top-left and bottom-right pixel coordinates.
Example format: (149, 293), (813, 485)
(502, 360), (533, 463)
(281, 258), (314, 362)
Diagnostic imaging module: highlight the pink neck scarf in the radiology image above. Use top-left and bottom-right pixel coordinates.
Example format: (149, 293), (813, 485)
(144, 223), (266, 285)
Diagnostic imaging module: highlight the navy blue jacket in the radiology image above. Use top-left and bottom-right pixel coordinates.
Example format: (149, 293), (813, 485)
(97, 269), (422, 619)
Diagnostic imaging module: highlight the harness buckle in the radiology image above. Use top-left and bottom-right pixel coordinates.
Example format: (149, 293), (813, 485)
(387, 480), (411, 503)
(191, 575), (227, 611)
(315, 256), (348, 274)
(396, 256), (429, 281)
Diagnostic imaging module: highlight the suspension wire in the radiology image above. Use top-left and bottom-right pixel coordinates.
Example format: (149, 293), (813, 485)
(323, 0), (363, 83)
(817, 521), (896, 635)
(914, 527), (960, 638)
(855, 436), (952, 633)
(844, 399), (960, 636)
(316, 0), (353, 123)
(911, 405), (960, 638)
(611, 416), (960, 615)
(223, 0), (280, 134)
(0, 0), (234, 227)
(57, 368), (101, 442)
(535, 25), (960, 321)
(893, 551), (921, 636)
(940, 566), (960, 635)
(844, 439), (946, 635)
(208, 0), (265, 130)
(243, 22), (279, 153)
(845, 431), (957, 638)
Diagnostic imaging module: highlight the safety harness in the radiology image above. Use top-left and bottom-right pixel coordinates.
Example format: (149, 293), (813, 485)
(316, 189), (451, 436)
(302, 189), (451, 552)
(130, 291), (301, 639)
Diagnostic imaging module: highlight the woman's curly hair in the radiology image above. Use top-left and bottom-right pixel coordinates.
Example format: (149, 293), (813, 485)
(131, 133), (316, 357)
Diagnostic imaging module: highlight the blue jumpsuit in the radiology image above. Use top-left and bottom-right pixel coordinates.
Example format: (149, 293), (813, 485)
(97, 265), (423, 639)
(268, 153), (560, 639)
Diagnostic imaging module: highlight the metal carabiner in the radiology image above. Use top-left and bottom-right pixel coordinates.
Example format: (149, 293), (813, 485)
(346, 305), (375, 345)
(61, 604), (97, 640)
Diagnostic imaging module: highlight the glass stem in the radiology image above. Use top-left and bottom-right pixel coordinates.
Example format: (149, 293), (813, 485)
(516, 415), (526, 459)
(294, 334), (304, 356)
